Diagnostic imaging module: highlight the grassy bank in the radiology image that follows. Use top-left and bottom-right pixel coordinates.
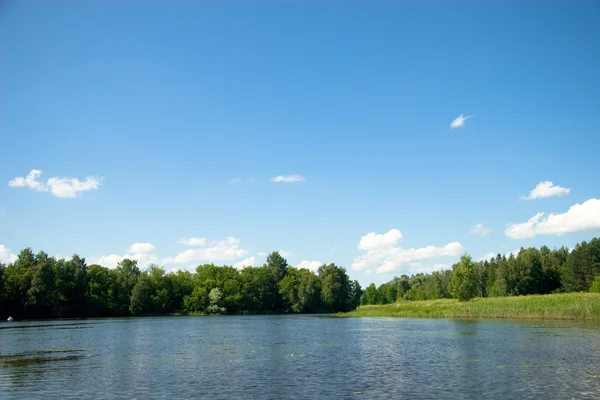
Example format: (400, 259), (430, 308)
(337, 293), (600, 320)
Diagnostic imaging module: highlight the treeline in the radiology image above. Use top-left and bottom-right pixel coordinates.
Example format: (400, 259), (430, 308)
(362, 237), (600, 304)
(0, 251), (362, 319)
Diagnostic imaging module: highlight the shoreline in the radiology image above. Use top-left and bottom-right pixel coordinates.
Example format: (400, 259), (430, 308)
(335, 292), (600, 321)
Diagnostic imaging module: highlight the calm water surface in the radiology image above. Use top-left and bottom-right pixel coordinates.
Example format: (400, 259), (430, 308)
(1, 316), (600, 399)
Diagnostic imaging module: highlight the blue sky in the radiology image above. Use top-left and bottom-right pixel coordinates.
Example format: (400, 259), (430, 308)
(1, 1), (599, 286)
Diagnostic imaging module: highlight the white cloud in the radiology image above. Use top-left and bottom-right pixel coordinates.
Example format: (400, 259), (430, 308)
(127, 242), (156, 253)
(8, 169), (46, 191)
(524, 181), (570, 200)
(508, 248), (522, 257)
(233, 256), (256, 270)
(405, 262), (452, 274)
(46, 176), (102, 198)
(469, 223), (491, 237)
(257, 252), (267, 257)
(352, 229), (464, 274)
(0, 244), (17, 264)
(279, 250), (293, 257)
(450, 114), (471, 129)
(330, 246), (337, 252)
(178, 237), (206, 246)
(163, 237), (247, 265)
(478, 252), (497, 262)
(272, 174), (305, 183)
(8, 169), (102, 198)
(479, 249), (522, 261)
(358, 229), (403, 251)
(89, 246), (159, 269)
(505, 198), (600, 239)
(296, 260), (322, 272)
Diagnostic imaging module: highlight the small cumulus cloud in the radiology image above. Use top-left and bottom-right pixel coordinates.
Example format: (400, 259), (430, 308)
(0, 244), (17, 264)
(469, 223), (491, 237)
(279, 250), (294, 257)
(296, 260), (322, 272)
(523, 181), (570, 200)
(8, 169), (102, 198)
(352, 229), (464, 274)
(233, 256), (256, 270)
(127, 242), (156, 253)
(478, 252), (497, 262)
(505, 198), (600, 239)
(358, 229), (403, 251)
(272, 174), (305, 183)
(450, 114), (471, 129)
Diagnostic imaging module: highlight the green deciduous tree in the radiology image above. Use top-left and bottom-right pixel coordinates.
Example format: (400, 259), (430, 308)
(449, 254), (479, 302)
(279, 267), (321, 313)
(318, 263), (353, 312)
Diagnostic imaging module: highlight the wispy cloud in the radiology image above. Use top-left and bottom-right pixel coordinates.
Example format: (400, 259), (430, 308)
(469, 223), (491, 237)
(523, 181), (571, 200)
(272, 174), (305, 183)
(505, 198), (600, 239)
(9, 169), (102, 198)
(450, 114), (471, 129)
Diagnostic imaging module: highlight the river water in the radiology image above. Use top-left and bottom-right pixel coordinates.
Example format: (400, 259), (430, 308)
(1, 316), (600, 399)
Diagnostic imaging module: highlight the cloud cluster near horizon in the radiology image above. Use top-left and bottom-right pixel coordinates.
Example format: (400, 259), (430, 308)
(352, 229), (464, 274)
(505, 198), (600, 239)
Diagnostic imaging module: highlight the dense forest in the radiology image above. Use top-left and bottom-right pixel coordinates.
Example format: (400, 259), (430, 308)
(362, 237), (600, 304)
(1, 238), (599, 320)
(0, 251), (362, 319)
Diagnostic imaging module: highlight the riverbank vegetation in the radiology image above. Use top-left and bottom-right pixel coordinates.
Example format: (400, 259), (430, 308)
(360, 238), (600, 306)
(0, 251), (361, 319)
(2, 237), (599, 320)
(339, 293), (600, 320)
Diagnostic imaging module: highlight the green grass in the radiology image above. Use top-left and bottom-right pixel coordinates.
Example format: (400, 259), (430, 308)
(337, 293), (600, 320)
